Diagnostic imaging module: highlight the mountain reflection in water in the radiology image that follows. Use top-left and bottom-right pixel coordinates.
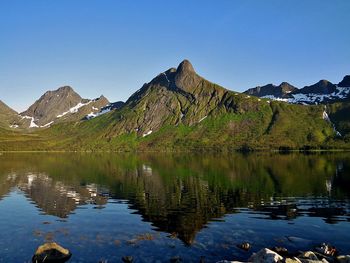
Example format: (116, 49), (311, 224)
(0, 152), (349, 261)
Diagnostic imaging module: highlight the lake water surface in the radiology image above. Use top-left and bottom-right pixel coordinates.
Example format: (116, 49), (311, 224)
(0, 153), (349, 262)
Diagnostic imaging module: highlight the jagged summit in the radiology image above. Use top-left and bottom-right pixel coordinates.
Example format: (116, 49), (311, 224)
(176, 59), (196, 74)
(174, 59), (201, 93)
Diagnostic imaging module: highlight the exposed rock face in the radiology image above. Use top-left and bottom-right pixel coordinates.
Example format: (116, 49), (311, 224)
(20, 86), (110, 127)
(21, 86), (84, 126)
(245, 82), (298, 98)
(338, 75), (350, 87)
(174, 59), (202, 93)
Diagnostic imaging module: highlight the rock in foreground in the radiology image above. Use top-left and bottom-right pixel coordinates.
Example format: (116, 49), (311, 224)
(32, 242), (71, 263)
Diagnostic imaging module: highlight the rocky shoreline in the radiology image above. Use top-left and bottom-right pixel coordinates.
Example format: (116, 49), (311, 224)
(31, 242), (350, 263)
(218, 243), (350, 263)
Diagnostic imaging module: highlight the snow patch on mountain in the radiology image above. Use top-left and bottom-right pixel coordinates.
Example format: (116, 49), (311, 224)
(85, 105), (112, 120)
(199, 116), (207, 123)
(57, 101), (91, 118)
(41, 121), (54, 128)
(22, 115), (39, 128)
(162, 72), (170, 83)
(142, 130), (153, 137)
(262, 86), (350, 105)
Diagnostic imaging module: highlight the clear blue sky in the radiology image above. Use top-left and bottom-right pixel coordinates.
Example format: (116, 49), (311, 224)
(0, 0), (349, 112)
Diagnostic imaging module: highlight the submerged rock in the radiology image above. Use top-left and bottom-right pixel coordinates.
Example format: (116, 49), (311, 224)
(170, 256), (182, 263)
(32, 242), (71, 263)
(249, 248), (283, 263)
(337, 255), (350, 263)
(122, 256), (134, 263)
(237, 242), (251, 251)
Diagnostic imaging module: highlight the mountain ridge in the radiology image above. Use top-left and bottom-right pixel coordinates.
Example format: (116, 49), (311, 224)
(244, 76), (350, 105)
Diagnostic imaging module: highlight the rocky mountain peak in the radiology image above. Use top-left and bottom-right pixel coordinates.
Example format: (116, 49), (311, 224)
(338, 75), (350, 87)
(58, 85), (74, 91)
(300, 79), (336, 94)
(176, 59), (195, 75)
(318, 79), (331, 86)
(97, 95), (108, 101)
(174, 60), (201, 92)
(21, 86), (83, 126)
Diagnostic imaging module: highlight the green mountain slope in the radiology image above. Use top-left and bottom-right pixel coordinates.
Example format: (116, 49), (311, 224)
(328, 99), (350, 141)
(0, 100), (31, 130)
(0, 100), (18, 128)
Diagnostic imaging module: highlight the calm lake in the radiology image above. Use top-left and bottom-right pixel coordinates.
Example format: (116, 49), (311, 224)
(0, 153), (349, 262)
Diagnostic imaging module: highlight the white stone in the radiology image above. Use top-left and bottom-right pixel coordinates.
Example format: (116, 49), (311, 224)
(249, 248), (283, 263)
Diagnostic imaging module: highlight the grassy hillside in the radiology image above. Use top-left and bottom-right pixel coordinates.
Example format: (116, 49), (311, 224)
(9, 96), (338, 152)
(0, 101), (19, 129)
(0, 100), (346, 152)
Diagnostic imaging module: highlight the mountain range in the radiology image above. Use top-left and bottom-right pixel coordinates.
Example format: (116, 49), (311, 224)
(0, 60), (349, 151)
(244, 76), (350, 105)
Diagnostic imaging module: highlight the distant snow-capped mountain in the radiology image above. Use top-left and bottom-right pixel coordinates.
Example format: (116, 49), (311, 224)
(244, 75), (350, 105)
(18, 86), (113, 129)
